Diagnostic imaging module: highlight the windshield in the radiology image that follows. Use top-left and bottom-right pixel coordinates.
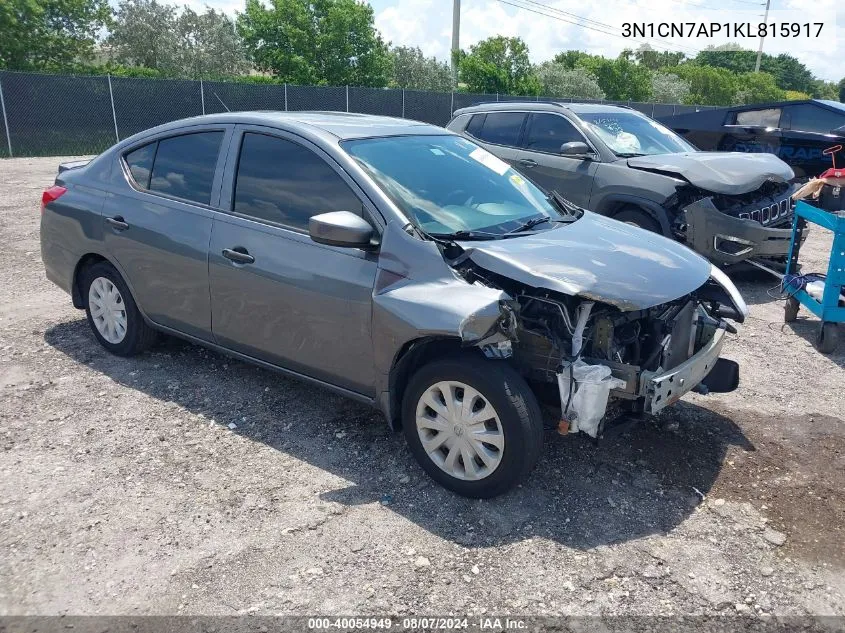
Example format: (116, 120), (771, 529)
(341, 135), (570, 238)
(580, 112), (697, 156)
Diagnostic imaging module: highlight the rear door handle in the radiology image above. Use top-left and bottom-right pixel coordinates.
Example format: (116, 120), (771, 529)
(106, 216), (129, 231)
(222, 247), (255, 265)
(518, 159), (537, 168)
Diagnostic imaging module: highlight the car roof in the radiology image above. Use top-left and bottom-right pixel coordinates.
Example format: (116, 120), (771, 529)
(133, 111), (446, 141)
(452, 101), (635, 116)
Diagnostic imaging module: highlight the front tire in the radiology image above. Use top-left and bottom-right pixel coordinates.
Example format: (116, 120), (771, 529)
(613, 207), (662, 234)
(83, 261), (157, 356)
(402, 354), (544, 498)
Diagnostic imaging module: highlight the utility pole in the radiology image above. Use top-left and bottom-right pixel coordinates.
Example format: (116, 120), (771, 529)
(451, 0), (461, 88)
(754, 0), (772, 73)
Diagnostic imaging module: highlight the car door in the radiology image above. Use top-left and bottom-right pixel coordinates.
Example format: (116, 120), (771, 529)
(208, 126), (379, 396)
(463, 111), (528, 167)
(104, 126), (231, 341)
(513, 112), (599, 207)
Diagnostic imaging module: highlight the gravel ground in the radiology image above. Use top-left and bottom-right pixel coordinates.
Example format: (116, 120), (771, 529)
(1, 156), (844, 619)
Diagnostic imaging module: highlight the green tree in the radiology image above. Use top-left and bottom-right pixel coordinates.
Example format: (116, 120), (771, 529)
(174, 7), (247, 77)
(734, 71), (785, 105)
(839, 78), (845, 102)
(634, 44), (685, 71)
(693, 45), (815, 93)
(552, 50), (593, 70)
(389, 46), (451, 91)
(459, 36), (540, 95)
(0, 0), (111, 70)
(107, 0), (178, 72)
(237, 0), (391, 86)
(651, 72), (690, 103)
(575, 52), (652, 101)
(535, 62), (604, 99)
(668, 64), (737, 105)
(808, 79), (838, 100)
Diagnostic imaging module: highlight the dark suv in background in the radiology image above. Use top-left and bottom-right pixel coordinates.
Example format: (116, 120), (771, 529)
(447, 102), (797, 268)
(660, 99), (845, 179)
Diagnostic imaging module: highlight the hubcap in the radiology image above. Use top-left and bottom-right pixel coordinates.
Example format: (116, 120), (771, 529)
(415, 381), (504, 481)
(88, 277), (127, 344)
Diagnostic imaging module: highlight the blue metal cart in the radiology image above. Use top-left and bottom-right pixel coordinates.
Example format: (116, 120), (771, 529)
(783, 200), (845, 353)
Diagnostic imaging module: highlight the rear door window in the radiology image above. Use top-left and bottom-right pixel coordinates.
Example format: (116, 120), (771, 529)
(468, 112), (526, 147)
(524, 113), (585, 153)
(125, 142), (155, 189)
(148, 132), (224, 205)
(232, 132), (362, 231)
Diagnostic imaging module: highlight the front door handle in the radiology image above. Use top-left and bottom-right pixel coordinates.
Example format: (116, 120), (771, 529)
(518, 159), (537, 168)
(106, 216), (129, 231)
(222, 247), (255, 265)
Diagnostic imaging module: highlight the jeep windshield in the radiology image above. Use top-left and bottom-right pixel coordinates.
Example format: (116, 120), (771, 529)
(342, 135), (574, 240)
(581, 111), (697, 156)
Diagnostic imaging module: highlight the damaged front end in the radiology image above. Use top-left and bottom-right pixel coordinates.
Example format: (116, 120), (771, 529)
(453, 257), (745, 437)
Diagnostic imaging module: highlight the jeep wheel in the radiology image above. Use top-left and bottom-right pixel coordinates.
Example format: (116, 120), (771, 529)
(402, 354), (543, 498)
(614, 207), (662, 234)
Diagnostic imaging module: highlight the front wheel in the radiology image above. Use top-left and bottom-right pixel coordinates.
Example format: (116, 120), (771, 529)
(401, 354), (544, 498)
(816, 322), (840, 354)
(613, 207), (662, 234)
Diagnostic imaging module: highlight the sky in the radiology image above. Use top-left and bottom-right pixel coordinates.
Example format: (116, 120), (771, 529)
(187, 0), (843, 83)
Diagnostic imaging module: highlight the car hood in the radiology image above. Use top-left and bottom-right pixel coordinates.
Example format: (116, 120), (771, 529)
(627, 152), (794, 195)
(457, 211), (712, 311)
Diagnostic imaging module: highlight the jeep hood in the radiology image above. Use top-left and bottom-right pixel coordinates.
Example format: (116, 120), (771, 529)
(457, 211), (712, 311)
(627, 152), (794, 195)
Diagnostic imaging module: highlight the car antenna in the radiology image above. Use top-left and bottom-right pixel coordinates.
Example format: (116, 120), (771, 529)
(213, 92), (230, 112)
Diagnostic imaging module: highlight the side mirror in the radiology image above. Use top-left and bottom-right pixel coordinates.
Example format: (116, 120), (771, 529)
(309, 211), (375, 248)
(559, 141), (593, 158)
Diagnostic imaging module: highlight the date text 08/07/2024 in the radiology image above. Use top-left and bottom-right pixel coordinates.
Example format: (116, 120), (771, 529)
(622, 22), (824, 38)
(307, 617), (529, 630)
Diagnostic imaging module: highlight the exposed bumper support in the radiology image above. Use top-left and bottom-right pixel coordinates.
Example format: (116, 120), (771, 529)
(684, 198), (796, 265)
(640, 325), (729, 414)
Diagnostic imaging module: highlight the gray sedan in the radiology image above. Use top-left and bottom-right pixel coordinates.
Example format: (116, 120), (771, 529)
(40, 112), (747, 498)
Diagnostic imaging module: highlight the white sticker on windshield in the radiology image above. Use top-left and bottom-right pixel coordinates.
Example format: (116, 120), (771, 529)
(469, 147), (509, 176)
(430, 148), (445, 155)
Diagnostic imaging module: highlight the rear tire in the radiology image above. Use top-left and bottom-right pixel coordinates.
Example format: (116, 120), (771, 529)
(83, 261), (157, 356)
(614, 207), (662, 234)
(401, 354), (544, 498)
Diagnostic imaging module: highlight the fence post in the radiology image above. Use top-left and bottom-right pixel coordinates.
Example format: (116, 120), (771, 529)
(496, 92), (499, 102)
(346, 85), (349, 112)
(284, 83), (288, 111)
(107, 74), (119, 143)
(450, 91), (454, 116)
(402, 89), (405, 118)
(0, 76), (11, 158)
(200, 79), (206, 115)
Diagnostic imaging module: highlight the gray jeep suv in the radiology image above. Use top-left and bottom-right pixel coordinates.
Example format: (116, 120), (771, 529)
(447, 102), (797, 267)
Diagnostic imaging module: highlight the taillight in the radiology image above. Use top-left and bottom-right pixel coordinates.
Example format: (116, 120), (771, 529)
(41, 185), (67, 214)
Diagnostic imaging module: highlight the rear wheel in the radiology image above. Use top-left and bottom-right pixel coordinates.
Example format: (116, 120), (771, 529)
(614, 207), (662, 234)
(402, 354), (543, 498)
(83, 261), (157, 356)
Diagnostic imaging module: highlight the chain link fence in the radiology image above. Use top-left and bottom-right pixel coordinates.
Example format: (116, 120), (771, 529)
(0, 70), (716, 158)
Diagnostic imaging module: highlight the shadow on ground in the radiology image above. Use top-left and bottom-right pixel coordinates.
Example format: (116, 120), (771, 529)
(45, 318), (755, 551)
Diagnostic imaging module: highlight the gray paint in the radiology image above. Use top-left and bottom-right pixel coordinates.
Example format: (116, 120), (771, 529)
(40, 110), (737, 427)
(457, 211), (712, 311)
(447, 102), (798, 261)
(626, 152), (794, 195)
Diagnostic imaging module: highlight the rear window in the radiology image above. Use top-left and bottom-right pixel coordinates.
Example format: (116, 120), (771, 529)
(124, 131), (224, 206)
(782, 104), (845, 135)
(467, 112), (525, 147)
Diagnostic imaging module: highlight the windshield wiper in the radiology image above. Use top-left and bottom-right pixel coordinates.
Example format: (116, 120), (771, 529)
(615, 152), (646, 157)
(427, 229), (502, 241)
(502, 216), (556, 236)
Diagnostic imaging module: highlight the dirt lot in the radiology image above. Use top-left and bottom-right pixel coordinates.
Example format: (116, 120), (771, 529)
(1, 156), (844, 619)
